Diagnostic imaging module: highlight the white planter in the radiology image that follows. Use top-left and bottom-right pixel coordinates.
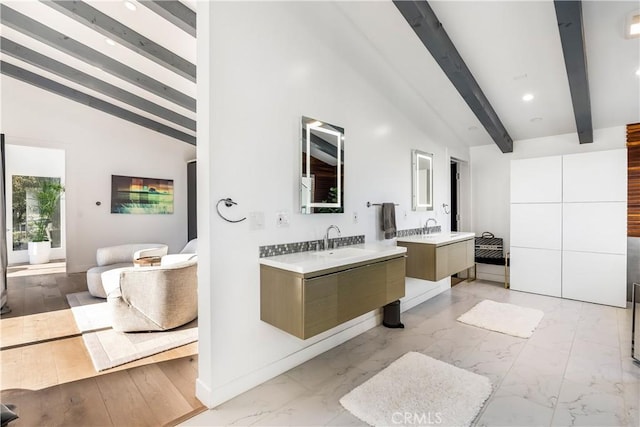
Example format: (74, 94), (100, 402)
(28, 241), (51, 265)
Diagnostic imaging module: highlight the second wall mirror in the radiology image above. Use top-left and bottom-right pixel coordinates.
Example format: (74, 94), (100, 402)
(300, 116), (344, 214)
(412, 149), (433, 211)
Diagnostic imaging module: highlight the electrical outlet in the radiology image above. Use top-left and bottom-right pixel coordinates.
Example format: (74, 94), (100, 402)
(276, 211), (290, 227)
(249, 211), (265, 230)
(353, 211), (359, 223)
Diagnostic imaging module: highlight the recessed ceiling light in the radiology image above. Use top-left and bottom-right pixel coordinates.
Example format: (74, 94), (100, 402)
(105, 38), (116, 46)
(124, 1), (137, 11)
(530, 117), (543, 122)
(636, 67), (640, 77)
(522, 93), (534, 102)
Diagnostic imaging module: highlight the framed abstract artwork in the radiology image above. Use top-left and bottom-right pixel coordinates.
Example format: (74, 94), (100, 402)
(111, 175), (174, 214)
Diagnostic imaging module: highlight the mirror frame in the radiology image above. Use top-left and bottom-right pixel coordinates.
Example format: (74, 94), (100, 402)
(300, 116), (344, 214)
(412, 149), (433, 211)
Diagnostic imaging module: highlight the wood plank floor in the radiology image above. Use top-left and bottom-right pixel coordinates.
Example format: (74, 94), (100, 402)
(1, 263), (205, 426)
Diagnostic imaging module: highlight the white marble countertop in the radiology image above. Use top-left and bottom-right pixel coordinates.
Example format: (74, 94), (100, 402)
(259, 242), (407, 274)
(396, 231), (476, 246)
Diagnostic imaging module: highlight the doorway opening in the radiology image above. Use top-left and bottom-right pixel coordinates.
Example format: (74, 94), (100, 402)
(5, 144), (66, 270)
(450, 161), (459, 232)
(450, 157), (469, 286)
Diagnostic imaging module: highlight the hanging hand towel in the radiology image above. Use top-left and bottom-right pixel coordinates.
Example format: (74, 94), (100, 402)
(381, 203), (397, 239)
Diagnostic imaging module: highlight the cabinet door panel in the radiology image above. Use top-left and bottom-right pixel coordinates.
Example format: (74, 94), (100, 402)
(399, 242), (436, 281)
(562, 251), (626, 307)
(466, 239), (475, 267)
(447, 241), (470, 276)
(511, 156), (562, 203)
(337, 262), (388, 323)
(435, 245), (447, 280)
(304, 274), (338, 338)
(563, 202), (626, 254)
(385, 257), (406, 301)
(511, 204), (562, 250)
(260, 266), (304, 338)
(563, 150), (627, 202)
(510, 247), (561, 297)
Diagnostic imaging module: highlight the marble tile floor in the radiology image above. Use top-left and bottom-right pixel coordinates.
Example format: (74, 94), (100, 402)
(183, 280), (639, 427)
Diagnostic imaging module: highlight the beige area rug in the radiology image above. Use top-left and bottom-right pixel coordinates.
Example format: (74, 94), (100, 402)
(457, 299), (544, 338)
(339, 352), (492, 427)
(66, 291), (198, 371)
(66, 291), (111, 332)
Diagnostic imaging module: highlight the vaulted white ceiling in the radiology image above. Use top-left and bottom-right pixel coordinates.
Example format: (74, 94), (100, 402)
(1, 0), (196, 144)
(337, 0), (640, 149)
(1, 1), (638, 151)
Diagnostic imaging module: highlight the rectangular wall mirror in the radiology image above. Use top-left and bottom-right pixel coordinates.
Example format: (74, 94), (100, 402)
(300, 116), (344, 214)
(412, 149), (433, 211)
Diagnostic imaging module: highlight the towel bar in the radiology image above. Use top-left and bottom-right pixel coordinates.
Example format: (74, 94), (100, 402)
(367, 202), (399, 208)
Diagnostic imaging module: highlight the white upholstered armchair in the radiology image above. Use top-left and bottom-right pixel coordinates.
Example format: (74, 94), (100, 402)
(104, 258), (198, 332)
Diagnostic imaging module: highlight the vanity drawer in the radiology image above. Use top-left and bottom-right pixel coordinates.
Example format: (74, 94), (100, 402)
(261, 256), (406, 339)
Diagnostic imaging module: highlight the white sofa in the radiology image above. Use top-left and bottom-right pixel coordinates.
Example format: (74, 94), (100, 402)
(160, 238), (198, 266)
(86, 243), (168, 298)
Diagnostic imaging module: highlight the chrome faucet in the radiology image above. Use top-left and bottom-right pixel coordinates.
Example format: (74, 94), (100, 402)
(425, 218), (437, 234)
(324, 225), (341, 250)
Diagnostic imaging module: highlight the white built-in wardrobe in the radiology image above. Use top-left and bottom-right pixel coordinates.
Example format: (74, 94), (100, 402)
(510, 149), (627, 307)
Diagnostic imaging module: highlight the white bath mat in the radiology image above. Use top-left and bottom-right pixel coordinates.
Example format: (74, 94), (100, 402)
(457, 299), (544, 338)
(339, 352), (492, 427)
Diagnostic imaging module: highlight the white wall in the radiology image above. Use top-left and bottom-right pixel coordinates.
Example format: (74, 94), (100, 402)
(1, 76), (196, 272)
(197, 2), (467, 407)
(471, 126), (626, 281)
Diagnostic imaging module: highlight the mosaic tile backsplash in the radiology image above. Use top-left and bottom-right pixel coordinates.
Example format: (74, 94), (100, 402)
(259, 235), (366, 258)
(396, 225), (442, 237)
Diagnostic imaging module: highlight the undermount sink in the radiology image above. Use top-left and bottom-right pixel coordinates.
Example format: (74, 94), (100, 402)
(313, 247), (374, 259)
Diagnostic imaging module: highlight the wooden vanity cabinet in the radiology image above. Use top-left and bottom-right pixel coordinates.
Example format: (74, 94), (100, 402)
(398, 238), (474, 281)
(260, 255), (406, 339)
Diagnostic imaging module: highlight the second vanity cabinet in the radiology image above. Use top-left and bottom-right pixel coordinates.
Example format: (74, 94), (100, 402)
(397, 234), (474, 282)
(260, 254), (405, 339)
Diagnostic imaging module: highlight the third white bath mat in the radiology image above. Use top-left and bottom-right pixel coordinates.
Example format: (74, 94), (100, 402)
(457, 299), (544, 338)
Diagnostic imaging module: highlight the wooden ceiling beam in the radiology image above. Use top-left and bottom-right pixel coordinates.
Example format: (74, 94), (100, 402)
(1, 37), (195, 132)
(44, 0), (196, 82)
(554, 0), (593, 144)
(1, 61), (196, 145)
(0, 4), (195, 111)
(139, 1), (196, 38)
(393, 0), (513, 153)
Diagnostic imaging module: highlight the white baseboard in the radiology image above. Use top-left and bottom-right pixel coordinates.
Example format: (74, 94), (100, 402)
(197, 311), (381, 409)
(195, 378), (213, 408)
(67, 263), (93, 274)
(194, 278), (451, 409)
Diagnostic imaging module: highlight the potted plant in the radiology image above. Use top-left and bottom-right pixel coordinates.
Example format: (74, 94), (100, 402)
(28, 180), (64, 265)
